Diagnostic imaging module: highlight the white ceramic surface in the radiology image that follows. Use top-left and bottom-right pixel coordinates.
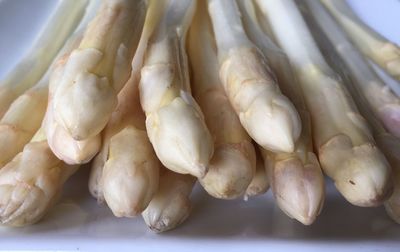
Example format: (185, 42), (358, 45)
(0, 0), (399, 251)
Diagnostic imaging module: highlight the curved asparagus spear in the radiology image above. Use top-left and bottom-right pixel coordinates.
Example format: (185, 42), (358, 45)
(188, 1), (255, 199)
(206, 0), (301, 153)
(238, 0), (324, 224)
(301, 1), (400, 223)
(0, 129), (78, 227)
(0, 0), (88, 118)
(137, 0), (213, 178)
(257, 0), (392, 207)
(95, 72), (160, 217)
(142, 169), (196, 233)
(51, 0), (146, 140)
(244, 148), (269, 199)
(305, 0), (400, 138)
(321, 0), (400, 81)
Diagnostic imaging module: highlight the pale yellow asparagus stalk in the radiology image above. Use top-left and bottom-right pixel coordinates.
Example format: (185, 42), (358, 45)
(257, 0), (392, 207)
(321, 0), (400, 81)
(94, 71), (160, 218)
(187, 1), (255, 199)
(238, 0), (324, 224)
(301, 2), (400, 223)
(305, 0), (400, 138)
(142, 169), (196, 233)
(206, 0), (301, 153)
(244, 148), (269, 199)
(0, 128), (79, 227)
(0, 0), (88, 118)
(51, 0), (146, 140)
(136, 0), (213, 178)
(0, 5), (97, 168)
(43, 0), (104, 165)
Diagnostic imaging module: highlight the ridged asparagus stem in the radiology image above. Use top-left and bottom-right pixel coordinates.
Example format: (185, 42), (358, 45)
(238, 0), (324, 224)
(321, 0), (400, 81)
(0, 129), (79, 227)
(142, 169), (196, 233)
(51, 0), (146, 140)
(96, 76), (160, 217)
(207, 0), (301, 153)
(257, 0), (392, 207)
(301, 1), (400, 222)
(305, 0), (400, 138)
(244, 148), (269, 199)
(137, 0), (213, 178)
(0, 0), (88, 118)
(188, 1), (255, 199)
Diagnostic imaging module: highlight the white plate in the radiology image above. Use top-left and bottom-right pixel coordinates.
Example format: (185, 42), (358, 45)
(0, 0), (400, 251)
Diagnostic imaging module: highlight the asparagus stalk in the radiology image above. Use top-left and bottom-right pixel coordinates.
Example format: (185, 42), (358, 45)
(257, 0), (392, 207)
(0, 3), (98, 168)
(305, 0), (400, 139)
(0, 0), (88, 118)
(206, 0), (301, 153)
(0, 128), (78, 227)
(96, 73), (160, 218)
(51, 0), (146, 140)
(142, 169), (196, 233)
(187, 1), (255, 199)
(301, 1), (400, 223)
(321, 0), (400, 81)
(43, 0), (103, 165)
(244, 148), (269, 199)
(238, 0), (324, 224)
(136, 0), (213, 178)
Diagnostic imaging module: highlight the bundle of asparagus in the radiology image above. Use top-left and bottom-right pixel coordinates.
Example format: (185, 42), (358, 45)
(1, 0), (400, 232)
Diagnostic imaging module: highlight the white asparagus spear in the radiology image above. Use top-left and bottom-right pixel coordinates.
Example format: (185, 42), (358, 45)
(0, 129), (78, 227)
(305, 0), (400, 139)
(321, 0), (400, 81)
(0, 0), (88, 118)
(142, 169), (196, 233)
(244, 148), (269, 199)
(0, 2), (98, 168)
(51, 0), (146, 140)
(43, 0), (103, 165)
(206, 0), (301, 153)
(300, 2), (400, 223)
(238, 0), (324, 224)
(99, 73), (160, 217)
(136, 0), (213, 178)
(188, 0), (255, 199)
(257, 0), (392, 207)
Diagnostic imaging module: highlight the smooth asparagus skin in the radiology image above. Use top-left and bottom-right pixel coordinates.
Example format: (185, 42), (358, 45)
(137, 0), (213, 178)
(188, 0), (255, 199)
(321, 0), (400, 81)
(207, 0), (301, 153)
(257, 0), (392, 207)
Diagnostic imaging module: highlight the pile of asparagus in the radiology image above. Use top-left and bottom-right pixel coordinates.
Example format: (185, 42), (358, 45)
(0, 0), (399, 232)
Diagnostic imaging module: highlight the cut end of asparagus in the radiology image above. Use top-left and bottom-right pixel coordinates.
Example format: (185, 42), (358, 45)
(272, 153), (324, 225)
(53, 48), (118, 140)
(102, 127), (160, 217)
(88, 150), (106, 203)
(0, 141), (69, 227)
(378, 104), (400, 138)
(319, 134), (393, 207)
(145, 97), (213, 178)
(200, 142), (255, 199)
